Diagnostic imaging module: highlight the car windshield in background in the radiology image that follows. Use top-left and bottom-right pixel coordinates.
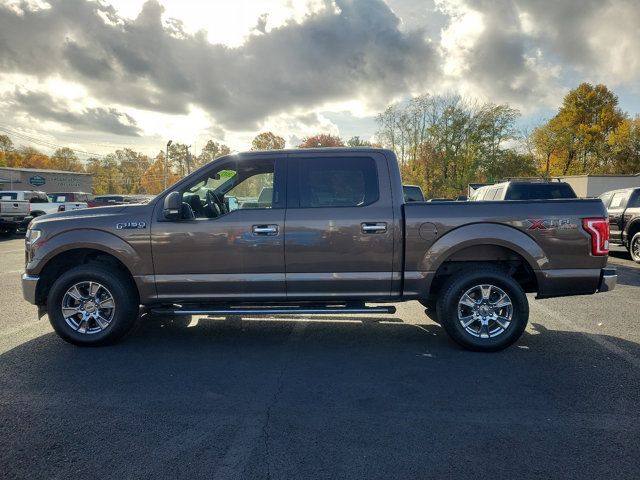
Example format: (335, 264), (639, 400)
(505, 184), (576, 200)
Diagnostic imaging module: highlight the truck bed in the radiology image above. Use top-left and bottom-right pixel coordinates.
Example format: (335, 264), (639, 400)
(403, 198), (609, 298)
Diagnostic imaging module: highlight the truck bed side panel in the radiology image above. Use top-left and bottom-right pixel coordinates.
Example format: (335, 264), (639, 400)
(403, 199), (609, 299)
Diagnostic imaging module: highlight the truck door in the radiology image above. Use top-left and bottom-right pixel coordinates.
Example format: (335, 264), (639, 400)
(607, 191), (630, 243)
(284, 152), (395, 300)
(151, 155), (287, 301)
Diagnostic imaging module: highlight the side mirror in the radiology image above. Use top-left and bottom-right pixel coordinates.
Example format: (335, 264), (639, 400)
(163, 191), (182, 220)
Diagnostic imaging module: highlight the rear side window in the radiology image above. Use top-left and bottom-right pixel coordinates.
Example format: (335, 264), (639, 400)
(29, 193), (48, 203)
(295, 157), (378, 208)
(505, 184), (576, 200)
(0, 192), (17, 200)
(609, 192), (629, 209)
(403, 186), (424, 202)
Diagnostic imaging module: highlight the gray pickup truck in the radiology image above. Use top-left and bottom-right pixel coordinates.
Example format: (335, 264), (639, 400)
(21, 148), (616, 351)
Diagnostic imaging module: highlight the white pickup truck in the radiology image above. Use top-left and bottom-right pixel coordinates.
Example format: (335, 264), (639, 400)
(0, 192), (29, 235)
(0, 190), (87, 231)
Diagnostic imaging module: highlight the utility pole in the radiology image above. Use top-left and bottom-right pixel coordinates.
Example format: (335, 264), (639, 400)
(186, 145), (192, 175)
(164, 140), (172, 189)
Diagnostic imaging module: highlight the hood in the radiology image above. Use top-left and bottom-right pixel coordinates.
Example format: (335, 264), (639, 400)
(30, 204), (151, 229)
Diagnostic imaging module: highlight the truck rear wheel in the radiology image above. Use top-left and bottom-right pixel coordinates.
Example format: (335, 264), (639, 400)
(47, 265), (139, 346)
(436, 267), (528, 351)
(630, 232), (640, 264)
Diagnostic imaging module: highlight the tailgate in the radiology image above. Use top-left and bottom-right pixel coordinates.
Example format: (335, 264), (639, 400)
(0, 200), (29, 216)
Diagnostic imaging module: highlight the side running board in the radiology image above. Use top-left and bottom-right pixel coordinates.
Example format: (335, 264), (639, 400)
(150, 305), (396, 316)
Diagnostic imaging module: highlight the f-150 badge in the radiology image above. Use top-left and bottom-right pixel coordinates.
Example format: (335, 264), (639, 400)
(116, 221), (146, 229)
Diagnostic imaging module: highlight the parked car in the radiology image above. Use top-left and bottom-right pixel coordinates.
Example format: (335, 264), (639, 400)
(470, 181), (577, 201)
(599, 187), (640, 263)
(93, 195), (131, 206)
(93, 195), (155, 207)
(403, 185), (425, 202)
(48, 192), (96, 207)
(22, 148), (615, 351)
(0, 190), (87, 231)
(0, 191), (29, 235)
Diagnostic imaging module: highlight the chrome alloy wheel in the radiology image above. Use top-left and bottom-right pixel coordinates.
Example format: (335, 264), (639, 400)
(457, 284), (513, 339)
(61, 281), (116, 334)
(632, 236), (640, 260)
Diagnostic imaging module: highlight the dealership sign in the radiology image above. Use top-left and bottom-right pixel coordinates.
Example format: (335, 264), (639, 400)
(29, 175), (46, 187)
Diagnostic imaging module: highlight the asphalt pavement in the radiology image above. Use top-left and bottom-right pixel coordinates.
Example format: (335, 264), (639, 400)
(0, 235), (639, 479)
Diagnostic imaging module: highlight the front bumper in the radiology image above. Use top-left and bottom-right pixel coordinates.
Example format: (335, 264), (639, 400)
(22, 274), (39, 304)
(598, 268), (617, 293)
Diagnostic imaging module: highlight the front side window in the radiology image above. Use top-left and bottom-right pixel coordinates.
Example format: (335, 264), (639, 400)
(182, 158), (277, 219)
(609, 192), (629, 209)
(295, 157), (378, 208)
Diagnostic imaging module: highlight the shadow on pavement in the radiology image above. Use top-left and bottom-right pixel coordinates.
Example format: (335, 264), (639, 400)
(611, 263), (640, 287)
(1, 316), (639, 480)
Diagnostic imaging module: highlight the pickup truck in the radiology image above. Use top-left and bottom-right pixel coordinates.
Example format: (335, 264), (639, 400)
(21, 148), (616, 351)
(599, 187), (640, 263)
(470, 180), (577, 201)
(1, 190), (87, 227)
(0, 192), (29, 235)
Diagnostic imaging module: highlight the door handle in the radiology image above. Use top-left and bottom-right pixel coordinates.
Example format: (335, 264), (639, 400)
(361, 222), (387, 234)
(252, 224), (278, 235)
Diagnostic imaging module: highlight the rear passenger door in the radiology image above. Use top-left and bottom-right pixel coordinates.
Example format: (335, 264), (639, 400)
(284, 152), (395, 300)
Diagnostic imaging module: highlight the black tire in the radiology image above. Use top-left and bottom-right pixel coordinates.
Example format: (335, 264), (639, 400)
(47, 265), (139, 346)
(630, 232), (640, 264)
(436, 267), (528, 352)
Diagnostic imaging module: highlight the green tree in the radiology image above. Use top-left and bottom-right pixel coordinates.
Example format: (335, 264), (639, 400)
(346, 136), (372, 147)
(251, 132), (285, 150)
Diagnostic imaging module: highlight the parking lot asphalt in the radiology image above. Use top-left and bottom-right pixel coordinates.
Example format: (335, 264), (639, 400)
(1, 235), (639, 479)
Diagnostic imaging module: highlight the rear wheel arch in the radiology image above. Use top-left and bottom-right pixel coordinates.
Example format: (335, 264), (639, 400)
(419, 224), (545, 299)
(625, 220), (640, 246)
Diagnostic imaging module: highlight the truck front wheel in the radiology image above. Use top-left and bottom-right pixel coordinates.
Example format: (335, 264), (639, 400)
(436, 267), (528, 351)
(47, 265), (139, 346)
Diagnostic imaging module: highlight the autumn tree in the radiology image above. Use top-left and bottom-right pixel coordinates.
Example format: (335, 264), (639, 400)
(532, 83), (625, 175)
(140, 152), (181, 194)
(16, 147), (50, 169)
(607, 116), (640, 174)
(50, 147), (84, 172)
(0, 134), (12, 153)
(298, 134), (344, 148)
(251, 132), (285, 150)
(195, 140), (231, 169)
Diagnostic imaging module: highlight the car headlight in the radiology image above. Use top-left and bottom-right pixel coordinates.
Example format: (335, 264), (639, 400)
(26, 228), (42, 246)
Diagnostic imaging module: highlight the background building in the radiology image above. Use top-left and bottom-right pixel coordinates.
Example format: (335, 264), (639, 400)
(0, 167), (92, 194)
(553, 174), (640, 197)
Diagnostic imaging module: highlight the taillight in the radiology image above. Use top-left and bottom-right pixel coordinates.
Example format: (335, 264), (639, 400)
(582, 218), (609, 256)
(58, 205), (66, 212)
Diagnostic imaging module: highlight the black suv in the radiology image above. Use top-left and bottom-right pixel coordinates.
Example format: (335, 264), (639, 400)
(599, 187), (640, 263)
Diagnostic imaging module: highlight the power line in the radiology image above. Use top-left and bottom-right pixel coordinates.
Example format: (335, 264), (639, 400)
(0, 124), (107, 158)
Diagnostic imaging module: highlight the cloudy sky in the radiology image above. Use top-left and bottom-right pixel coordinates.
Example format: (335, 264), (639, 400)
(1, 0), (639, 158)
